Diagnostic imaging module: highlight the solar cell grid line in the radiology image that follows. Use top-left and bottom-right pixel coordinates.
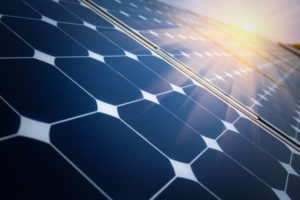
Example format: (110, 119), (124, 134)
(1, 0), (300, 199)
(86, 0), (300, 147)
(140, 0), (300, 145)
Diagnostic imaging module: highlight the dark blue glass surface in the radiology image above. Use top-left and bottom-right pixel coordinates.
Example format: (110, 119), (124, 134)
(0, 23), (34, 57)
(218, 131), (287, 189)
(25, 0), (82, 24)
(105, 56), (172, 94)
(156, 178), (217, 200)
(55, 57), (143, 105)
(0, 59), (96, 122)
(98, 27), (151, 55)
(61, 1), (114, 28)
(192, 149), (279, 200)
(119, 100), (206, 162)
(235, 118), (292, 163)
(51, 113), (174, 199)
(2, 16), (88, 56)
(158, 91), (225, 139)
(287, 175), (300, 200)
(59, 23), (124, 56)
(292, 154), (300, 175)
(184, 85), (239, 123)
(0, 99), (20, 137)
(0, 0), (41, 19)
(0, 137), (105, 200)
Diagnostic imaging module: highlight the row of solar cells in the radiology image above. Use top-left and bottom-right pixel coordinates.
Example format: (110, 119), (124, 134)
(89, 0), (300, 144)
(0, 0), (300, 199)
(149, 0), (300, 143)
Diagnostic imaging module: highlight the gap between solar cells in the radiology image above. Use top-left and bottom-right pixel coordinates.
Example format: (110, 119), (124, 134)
(80, 0), (300, 152)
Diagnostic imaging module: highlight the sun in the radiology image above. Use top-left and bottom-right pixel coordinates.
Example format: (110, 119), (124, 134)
(243, 23), (252, 31)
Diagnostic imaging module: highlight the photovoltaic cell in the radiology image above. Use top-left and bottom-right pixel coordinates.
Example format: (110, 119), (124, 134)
(25, 0), (83, 24)
(59, 23), (125, 56)
(0, 58), (97, 122)
(55, 57), (143, 105)
(0, 137), (106, 200)
(0, 0), (300, 199)
(0, 23), (34, 57)
(191, 149), (279, 200)
(2, 16), (88, 56)
(105, 57), (173, 94)
(51, 113), (174, 199)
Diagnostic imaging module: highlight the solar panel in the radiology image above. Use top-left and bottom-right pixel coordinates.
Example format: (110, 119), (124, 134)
(1, 0), (300, 199)
(87, 0), (300, 145)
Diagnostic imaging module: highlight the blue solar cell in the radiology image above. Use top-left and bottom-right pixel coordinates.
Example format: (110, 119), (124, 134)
(2, 16), (88, 56)
(0, 23), (34, 57)
(59, 23), (124, 56)
(218, 131), (287, 189)
(255, 89), (298, 137)
(287, 175), (300, 200)
(138, 56), (193, 87)
(0, 137), (105, 200)
(256, 106), (296, 138)
(291, 154), (300, 175)
(158, 91), (225, 139)
(235, 118), (291, 163)
(97, 27), (151, 55)
(0, 59), (96, 123)
(61, 1), (114, 28)
(156, 178), (218, 200)
(61, 0), (80, 4)
(51, 113), (174, 199)
(184, 85), (239, 123)
(0, 99), (20, 137)
(25, 0), (82, 24)
(0, 0), (41, 19)
(105, 56), (172, 94)
(119, 100), (206, 162)
(55, 57), (143, 105)
(192, 149), (279, 200)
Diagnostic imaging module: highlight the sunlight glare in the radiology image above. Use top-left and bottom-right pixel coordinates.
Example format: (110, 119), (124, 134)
(243, 23), (252, 31)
